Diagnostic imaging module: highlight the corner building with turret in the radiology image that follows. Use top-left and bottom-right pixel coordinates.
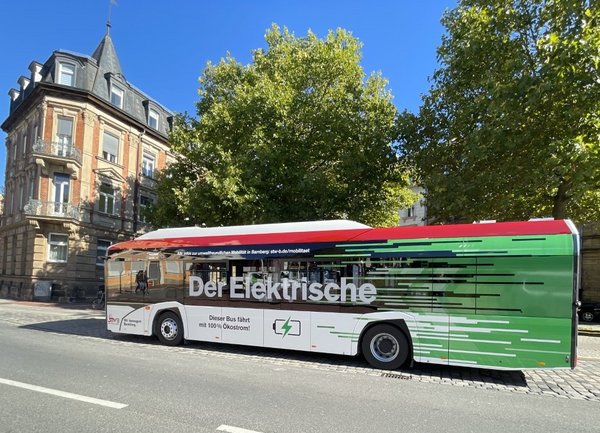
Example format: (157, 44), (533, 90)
(0, 30), (174, 301)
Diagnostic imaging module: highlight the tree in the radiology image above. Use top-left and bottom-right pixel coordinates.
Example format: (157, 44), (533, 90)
(149, 25), (412, 228)
(400, 0), (600, 223)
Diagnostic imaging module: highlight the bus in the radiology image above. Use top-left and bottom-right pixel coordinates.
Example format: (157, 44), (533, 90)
(105, 219), (579, 371)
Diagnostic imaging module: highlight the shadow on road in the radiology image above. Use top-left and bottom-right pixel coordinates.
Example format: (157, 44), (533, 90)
(19, 317), (528, 388)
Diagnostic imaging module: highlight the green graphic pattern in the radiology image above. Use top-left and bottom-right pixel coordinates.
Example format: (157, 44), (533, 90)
(316, 234), (576, 369)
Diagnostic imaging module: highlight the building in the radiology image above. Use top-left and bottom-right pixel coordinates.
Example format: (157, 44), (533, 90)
(398, 186), (427, 227)
(0, 27), (174, 301)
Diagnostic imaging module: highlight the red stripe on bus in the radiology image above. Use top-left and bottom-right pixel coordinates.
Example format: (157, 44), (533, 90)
(110, 220), (572, 252)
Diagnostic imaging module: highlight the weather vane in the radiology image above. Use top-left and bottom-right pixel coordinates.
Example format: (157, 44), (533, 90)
(107, 0), (118, 34)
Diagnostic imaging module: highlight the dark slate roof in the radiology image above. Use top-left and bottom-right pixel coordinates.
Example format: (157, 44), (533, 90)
(91, 34), (124, 78)
(6, 31), (173, 136)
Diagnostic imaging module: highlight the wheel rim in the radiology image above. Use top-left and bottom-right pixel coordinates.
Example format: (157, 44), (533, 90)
(370, 332), (399, 363)
(582, 312), (594, 322)
(161, 318), (179, 340)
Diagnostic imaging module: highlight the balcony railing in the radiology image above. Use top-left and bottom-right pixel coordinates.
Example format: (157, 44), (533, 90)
(23, 199), (80, 220)
(32, 138), (82, 164)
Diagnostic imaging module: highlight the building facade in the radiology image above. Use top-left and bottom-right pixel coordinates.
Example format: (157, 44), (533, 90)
(398, 186), (427, 227)
(0, 30), (174, 301)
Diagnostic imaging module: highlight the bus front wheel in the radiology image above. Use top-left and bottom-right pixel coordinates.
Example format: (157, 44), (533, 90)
(156, 311), (184, 346)
(361, 324), (409, 370)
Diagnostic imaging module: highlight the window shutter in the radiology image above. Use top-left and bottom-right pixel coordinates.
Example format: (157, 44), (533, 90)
(103, 132), (119, 156)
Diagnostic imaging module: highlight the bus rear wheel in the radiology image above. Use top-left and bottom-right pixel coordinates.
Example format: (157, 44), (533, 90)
(361, 324), (409, 370)
(156, 311), (183, 346)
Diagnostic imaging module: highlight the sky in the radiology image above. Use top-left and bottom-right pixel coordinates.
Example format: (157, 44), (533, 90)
(0, 0), (457, 189)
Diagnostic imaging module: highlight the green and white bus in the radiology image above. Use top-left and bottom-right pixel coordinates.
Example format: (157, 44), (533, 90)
(105, 219), (579, 370)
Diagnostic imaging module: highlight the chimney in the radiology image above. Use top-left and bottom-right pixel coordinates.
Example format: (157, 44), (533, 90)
(18, 76), (30, 93)
(8, 88), (20, 102)
(28, 61), (43, 83)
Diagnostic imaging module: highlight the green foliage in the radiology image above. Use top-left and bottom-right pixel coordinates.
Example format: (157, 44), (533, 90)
(150, 25), (409, 228)
(400, 0), (600, 223)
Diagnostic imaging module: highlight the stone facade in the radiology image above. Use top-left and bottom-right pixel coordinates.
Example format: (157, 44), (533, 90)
(0, 31), (174, 301)
(398, 186), (427, 227)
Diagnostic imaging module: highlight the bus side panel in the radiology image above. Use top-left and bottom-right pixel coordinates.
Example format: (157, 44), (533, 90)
(107, 304), (146, 335)
(185, 306), (223, 342)
(445, 314), (572, 369)
(310, 312), (358, 355)
(221, 307), (264, 346)
(264, 310), (311, 351)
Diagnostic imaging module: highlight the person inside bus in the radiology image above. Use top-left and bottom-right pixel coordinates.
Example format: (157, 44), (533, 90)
(135, 270), (148, 295)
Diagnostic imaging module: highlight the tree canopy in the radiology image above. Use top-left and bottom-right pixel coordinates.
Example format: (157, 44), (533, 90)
(400, 0), (600, 223)
(149, 25), (411, 228)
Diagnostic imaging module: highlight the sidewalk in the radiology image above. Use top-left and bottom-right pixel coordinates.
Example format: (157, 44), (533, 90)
(579, 321), (600, 336)
(0, 298), (94, 310)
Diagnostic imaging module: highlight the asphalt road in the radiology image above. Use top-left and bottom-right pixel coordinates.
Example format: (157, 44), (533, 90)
(0, 304), (599, 433)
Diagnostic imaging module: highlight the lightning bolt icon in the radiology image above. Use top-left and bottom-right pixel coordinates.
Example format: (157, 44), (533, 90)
(281, 317), (292, 337)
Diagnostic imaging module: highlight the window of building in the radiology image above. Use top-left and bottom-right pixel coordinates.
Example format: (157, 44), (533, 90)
(28, 174), (36, 200)
(148, 109), (159, 129)
(110, 85), (124, 108)
(53, 173), (70, 215)
(48, 233), (68, 263)
(58, 62), (75, 86)
(22, 134), (27, 155)
(19, 180), (25, 211)
(142, 153), (155, 178)
(407, 205), (415, 218)
(57, 117), (74, 149)
(12, 235), (17, 275)
(96, 240), (111, 267)
(98, 183), (116, 214)
(139, 195), (154, 223)
(102, 131), (119, 163)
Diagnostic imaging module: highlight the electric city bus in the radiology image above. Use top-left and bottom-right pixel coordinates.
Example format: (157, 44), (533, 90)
(105, 219), (579, 371)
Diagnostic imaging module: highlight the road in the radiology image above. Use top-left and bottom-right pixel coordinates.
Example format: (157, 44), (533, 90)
(0, 300), (599, 433)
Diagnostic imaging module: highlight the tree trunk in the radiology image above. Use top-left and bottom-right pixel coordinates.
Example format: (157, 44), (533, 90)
(552, 180), (572, 220)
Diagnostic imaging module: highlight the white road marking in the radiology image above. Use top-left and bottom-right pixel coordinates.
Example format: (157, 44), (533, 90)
(217, 425), (264, 433)
(0, 378), (128, 409)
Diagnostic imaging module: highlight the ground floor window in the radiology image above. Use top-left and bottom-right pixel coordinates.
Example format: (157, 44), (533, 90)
(48, 233), (68, 263)
(96, 240), (111, 267)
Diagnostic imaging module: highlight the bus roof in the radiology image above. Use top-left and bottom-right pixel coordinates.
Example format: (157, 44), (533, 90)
(109, 219), (576, 253)
(137, 220), (370, 239)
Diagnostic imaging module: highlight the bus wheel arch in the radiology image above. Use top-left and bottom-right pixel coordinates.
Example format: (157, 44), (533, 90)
(154, 310), (184, 346)
(359, 321), (412, 370)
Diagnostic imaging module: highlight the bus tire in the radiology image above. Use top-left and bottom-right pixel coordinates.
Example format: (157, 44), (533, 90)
(156, 311), (183, 346)
(361, 324), (409, 370)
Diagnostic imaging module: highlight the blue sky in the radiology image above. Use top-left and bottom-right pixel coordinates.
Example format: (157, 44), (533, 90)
(0, 0), (456, 188)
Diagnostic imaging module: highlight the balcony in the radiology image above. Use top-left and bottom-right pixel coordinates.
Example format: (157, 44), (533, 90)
(23, 199), (80, 220)
(32, 138), (82, 178)
(32, 138), (82, 163)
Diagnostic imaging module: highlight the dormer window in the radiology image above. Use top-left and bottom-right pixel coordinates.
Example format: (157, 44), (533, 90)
(148, 109), (159, 129)
(58, 62), (75, 86)
(110, 84), (124, 108)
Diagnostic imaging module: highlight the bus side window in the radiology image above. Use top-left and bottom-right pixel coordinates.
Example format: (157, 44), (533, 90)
(106, 259), (124, 297)
(131, 260), (146, 293)
(148, 261), (161, 288)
